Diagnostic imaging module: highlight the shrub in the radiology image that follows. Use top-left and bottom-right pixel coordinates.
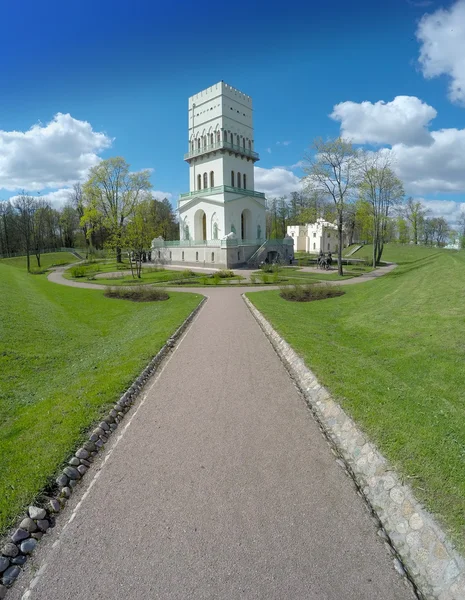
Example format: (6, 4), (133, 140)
(212, 273), (221, 285)
(250, 273), (258, 284)
(217, 269), (235, 278)
(279, 283), (345, 302)
(29, 268), (48, 275)
(70, 266), (89, 278)
(259, 272), (270, 284)
(181, 269), (196, 278)
(104, 285), (169, 302)
(260, 263), (278, 273)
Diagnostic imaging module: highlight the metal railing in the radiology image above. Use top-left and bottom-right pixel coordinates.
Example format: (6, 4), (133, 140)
(179, 186), (266, 201)
(152, 238), (267, 249)
(184, 140), (259, 161)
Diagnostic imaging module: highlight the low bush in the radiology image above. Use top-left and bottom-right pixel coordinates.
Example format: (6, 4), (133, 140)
(104, 285), (169, 302)
(70, 266), (89, 278)
(181, 269), (197, 278)
(279, 283), (345, 302)
(217, 269), (235, 278)
(212, 273), (221, 285)
(260, 263), (279, 273)
(29, 268), (48, 275)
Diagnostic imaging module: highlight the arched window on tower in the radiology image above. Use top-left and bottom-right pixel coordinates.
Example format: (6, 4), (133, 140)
(203, 172), (208, 189)
(243, 137), (245, 149)
(197, 174), (201, 190)
(203, 136), (207, 147)
(197, 138), (201, 150)
(210, 133), (214, 145)
(237, 172), (241, 188)
(243, 174), (247, 189)
(231, 171), (235, 187)
(224, 130), (228, 142)
(190, 140), (194, 152)
(230, 133), (233, 145)
(217, 131), (220, 143)
(248, 140), (251, 150)
(210, 171), (214, 187)
(237, 134), (240, 146)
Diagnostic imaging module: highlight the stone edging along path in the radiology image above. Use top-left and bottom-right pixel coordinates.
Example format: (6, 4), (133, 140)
(243, 295), (465, 600)
(0, 296), (207, 599)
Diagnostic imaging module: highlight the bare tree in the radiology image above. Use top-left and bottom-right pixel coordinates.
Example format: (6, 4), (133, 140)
(302, 138), (361, 275)
(14, 194), (36, 271)
(359, 153), (404, 266)
(32, 199), (51, 268)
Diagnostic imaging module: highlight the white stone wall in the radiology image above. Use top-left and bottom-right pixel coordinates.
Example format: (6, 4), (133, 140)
(224, 197), (266, 240)
(287, 220), (339, 253)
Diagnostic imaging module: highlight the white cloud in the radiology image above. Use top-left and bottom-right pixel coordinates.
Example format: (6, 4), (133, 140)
(7, 188), (74, 209)
(266, 147), (272, 154)
(290, 160), (305, 170)
(0, 113), (112, 192)
(331, 96), (437, 146)
(276, 141), (292, 146)
(388, 127), (465, 194)
(417, 198), (465, 228)
(417, 0), (465, 105)
(152, 190), (173, 201)
(254, 166), (302, 197)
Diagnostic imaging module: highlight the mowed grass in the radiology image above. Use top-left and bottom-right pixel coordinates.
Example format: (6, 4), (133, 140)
(0, 263), (202, 533)
(0, 251), (79, 270)
(247, 245), (465, 549)
(90, 269), (202, 286)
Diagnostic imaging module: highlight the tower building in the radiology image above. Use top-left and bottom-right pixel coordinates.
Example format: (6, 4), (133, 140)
(152, 82), (293, 268)
(179, 81), (265, 243)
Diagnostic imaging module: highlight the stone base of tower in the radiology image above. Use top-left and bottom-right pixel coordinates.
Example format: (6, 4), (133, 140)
(151, 238), (294, 270)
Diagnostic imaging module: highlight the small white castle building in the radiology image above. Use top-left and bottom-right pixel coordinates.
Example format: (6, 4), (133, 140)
(152, 82), (293, 268)
(287, 219), (339, 254)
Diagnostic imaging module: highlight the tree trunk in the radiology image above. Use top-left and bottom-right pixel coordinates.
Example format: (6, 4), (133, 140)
(116, 246), (122, 263)
(26, 249), (30, 272)
(337, 211), (343, 276)
(36, 251), (41, 268)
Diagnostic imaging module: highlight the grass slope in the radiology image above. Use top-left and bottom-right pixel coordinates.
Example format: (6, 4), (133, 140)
(0, 264), (201, 533)
(0, 251), (78, 270)
(247, 245), (465, 549)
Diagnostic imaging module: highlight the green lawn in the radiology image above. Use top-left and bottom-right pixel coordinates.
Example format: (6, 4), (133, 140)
(247, 245), (465, 549)
(90, 270), (204, 286)
(0, 251), (79, 270)
(0, 263), (202, 533)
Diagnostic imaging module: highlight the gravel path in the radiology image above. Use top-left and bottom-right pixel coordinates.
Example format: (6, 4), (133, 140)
(10, 263), (414, 600)
(47, 262), (396, 292)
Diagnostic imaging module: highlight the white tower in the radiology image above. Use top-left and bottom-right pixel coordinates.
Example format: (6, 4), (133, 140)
(178, 82), (266, 243)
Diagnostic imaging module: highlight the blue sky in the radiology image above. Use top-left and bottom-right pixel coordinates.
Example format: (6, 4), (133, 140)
(1, 0), (465, 223)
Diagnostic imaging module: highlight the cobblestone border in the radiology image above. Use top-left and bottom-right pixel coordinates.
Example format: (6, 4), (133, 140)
(0, 296), (207, 599)
(243, 295), (465, 600)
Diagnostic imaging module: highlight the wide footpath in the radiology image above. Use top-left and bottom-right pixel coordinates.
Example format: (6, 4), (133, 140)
(12, 269), (412, 600)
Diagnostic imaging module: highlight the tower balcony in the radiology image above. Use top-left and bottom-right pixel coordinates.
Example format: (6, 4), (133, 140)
(184, 140), (259, 162)
(179, 185), (266, 203)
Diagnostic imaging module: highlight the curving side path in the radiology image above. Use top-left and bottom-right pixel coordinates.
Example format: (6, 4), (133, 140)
(11, 261), (416, 600)
(47, 262), (397, 293)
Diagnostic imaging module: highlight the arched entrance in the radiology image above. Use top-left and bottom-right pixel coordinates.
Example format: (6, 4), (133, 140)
(241, 209), (252, 240)
(194, 209), (207, 241)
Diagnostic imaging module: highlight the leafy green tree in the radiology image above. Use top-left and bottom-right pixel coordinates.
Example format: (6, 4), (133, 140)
(123, 201), (155, 278)
(403, 197), (428, 245)
(82, 157), (152, 262)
